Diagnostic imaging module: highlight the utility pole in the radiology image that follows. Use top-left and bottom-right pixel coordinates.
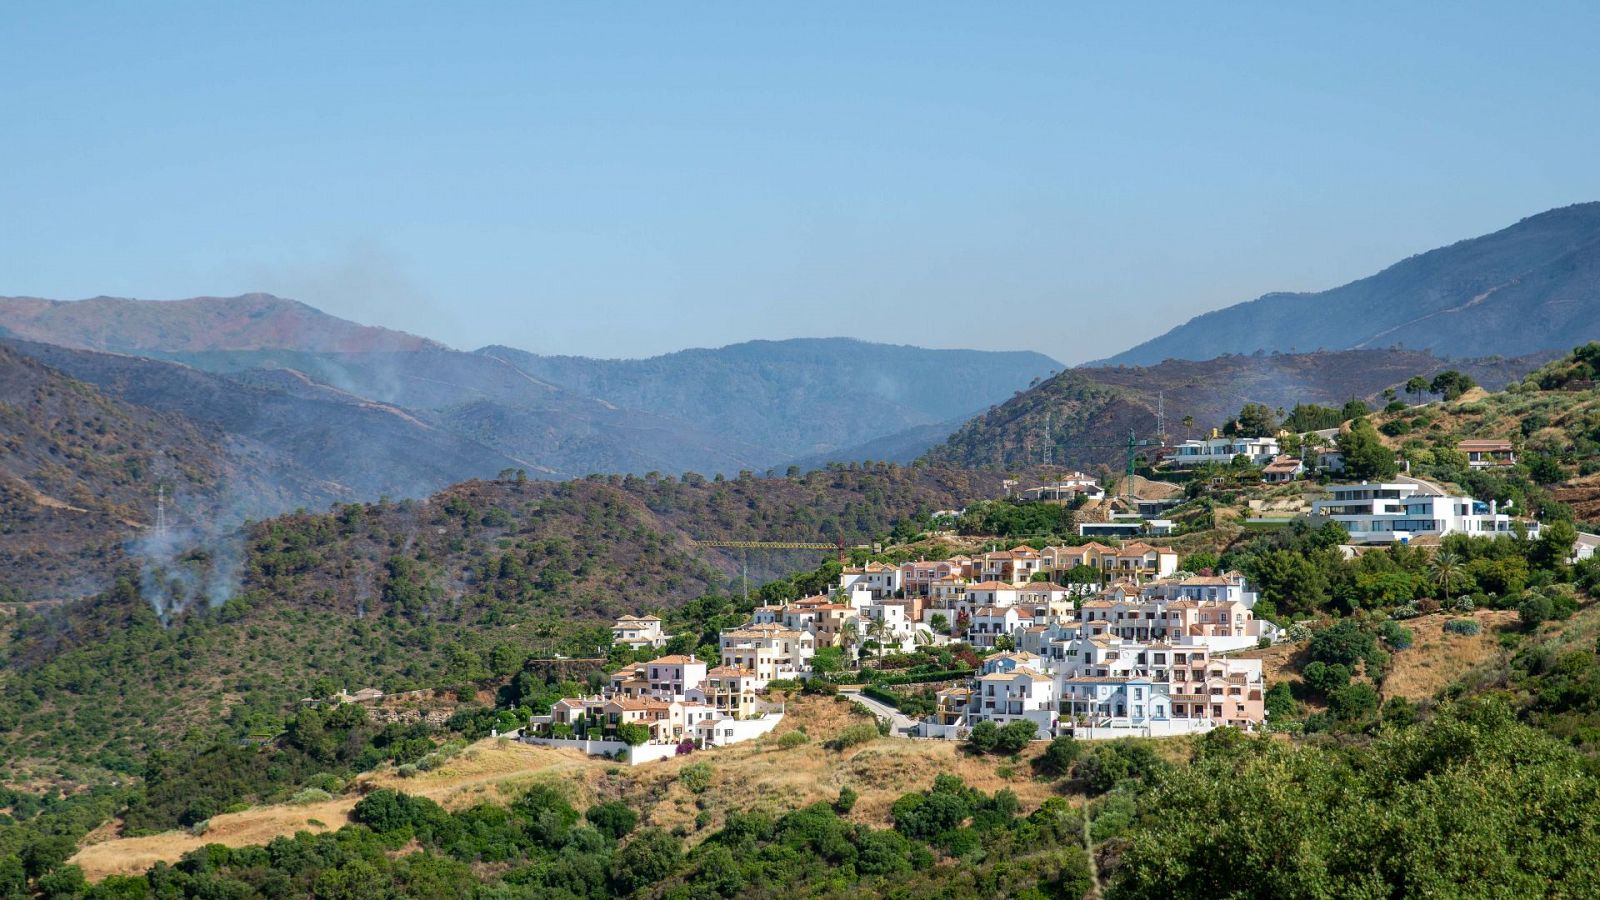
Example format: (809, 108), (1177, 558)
(1126, 431), (1138, 502)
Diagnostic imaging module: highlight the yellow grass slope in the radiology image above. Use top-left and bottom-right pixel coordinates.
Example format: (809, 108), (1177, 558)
(72, 696), (1063, 882)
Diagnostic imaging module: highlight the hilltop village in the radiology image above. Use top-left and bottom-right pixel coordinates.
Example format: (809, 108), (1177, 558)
(516, 408), (1579, 762)
(15, 347), (1600, 898)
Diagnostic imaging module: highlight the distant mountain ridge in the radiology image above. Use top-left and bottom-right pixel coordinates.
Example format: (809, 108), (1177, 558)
(0, 294), (1059, 483)
(924, 348), (1554, 471)
(0, 293), (441, 353)
(482, 339), (1061, 463)
(1100, 203), (1600, 366)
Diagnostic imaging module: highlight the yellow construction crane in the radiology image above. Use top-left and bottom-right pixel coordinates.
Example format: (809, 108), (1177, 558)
(690, 537), (853, 602)
(691, 538), (849, 563)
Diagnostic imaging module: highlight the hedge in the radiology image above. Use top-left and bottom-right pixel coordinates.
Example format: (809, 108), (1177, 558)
(862, 685), (904, 709)
(875, 668), (974, 687)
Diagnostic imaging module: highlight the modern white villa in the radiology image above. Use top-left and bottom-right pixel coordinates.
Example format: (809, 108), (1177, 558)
(1166, 436), (1281, 468)
(1310, 480), (1538, 544)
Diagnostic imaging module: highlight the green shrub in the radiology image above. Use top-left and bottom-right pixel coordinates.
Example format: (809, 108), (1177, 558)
(1380, 620), (1413, 650)
(1035, 735), (1081, 777)
(835, 786), (858, 814)
(1520, 593), (1554, 630)
(289, 788), (333, 805)
(1328, 683), (1380, 722)
(679, 761), (713, 793)
(993, 720), (1038, 754)
(777, 730), (810, 749)
(585, 801), (639, 839)
(1075, 741), (1166, 795)
(827, 723), (880, 751)
(1444, 619), (1481, 636)
(966, 720), (998, 753)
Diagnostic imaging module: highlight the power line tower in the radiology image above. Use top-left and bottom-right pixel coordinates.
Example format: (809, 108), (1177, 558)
(1042, 410), (1053, 467)
(155, 484), (167, 535)
(1156, 392), (1167, 445)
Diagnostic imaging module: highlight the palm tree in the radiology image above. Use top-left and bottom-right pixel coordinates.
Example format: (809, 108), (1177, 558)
(837, 621), (860, 665)
(1431, 550), (1464, 599)
(866, 617), (891, 658)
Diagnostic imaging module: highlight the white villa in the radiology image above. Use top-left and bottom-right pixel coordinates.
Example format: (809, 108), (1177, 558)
(1310, 480), (1538, 544)
(1167, 436), (1281, 468)
(611, 614), (669, 649)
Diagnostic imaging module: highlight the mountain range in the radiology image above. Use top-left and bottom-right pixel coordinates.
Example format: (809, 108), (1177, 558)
(1101, 202), (1600, 366)
(5, 202), (1600, 603)
(0, 295), (1062, 480)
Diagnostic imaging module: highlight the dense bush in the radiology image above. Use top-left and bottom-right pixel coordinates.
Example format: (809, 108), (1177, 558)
(826, 723), (880, 752)
(1075, 740), (1167, 795)
(585, 801), (638, 840)
(1107, 700), (1600, 898)
(1035, 735), (1082, 777)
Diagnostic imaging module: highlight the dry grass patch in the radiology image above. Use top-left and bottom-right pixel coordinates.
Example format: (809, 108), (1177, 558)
(72, 739), (589, 881)
(1382, 609), (1518, 701)
(73, 696), (1075, 882)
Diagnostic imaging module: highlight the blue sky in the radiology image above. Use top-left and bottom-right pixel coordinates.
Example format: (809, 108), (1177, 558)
(4, 3), (1598, 362)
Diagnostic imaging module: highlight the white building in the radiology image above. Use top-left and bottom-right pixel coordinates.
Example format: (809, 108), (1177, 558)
(838, 562), (902, 599)
(1021, 474), (1105, 502)
(1167, 436), (1281, 468)
(1310, 480), (1537, 544)
(966, 606), (1023, 649)
(969, 664), (1058, 734)
(611, 614), (669, 649)
(718, 625), (815, 686)
(644, 655), (708, 698)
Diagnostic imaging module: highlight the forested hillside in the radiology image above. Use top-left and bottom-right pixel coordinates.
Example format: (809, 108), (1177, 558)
(0, 345), (231, 601)
(0, 464), (997, 787)
(926, 349), (1547, 471)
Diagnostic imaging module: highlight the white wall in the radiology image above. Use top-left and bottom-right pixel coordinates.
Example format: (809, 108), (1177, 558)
(704, 713), (783, 746)
(1069, 719), (1218, 740)
(522, 736), (682, 766)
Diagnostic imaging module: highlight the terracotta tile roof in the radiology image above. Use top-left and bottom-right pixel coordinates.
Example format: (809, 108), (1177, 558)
(647, 655), (702, 665)
(979, 666), (1051, 682)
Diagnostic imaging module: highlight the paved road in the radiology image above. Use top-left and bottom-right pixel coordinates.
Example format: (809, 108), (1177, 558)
(839, 688), (918, 735)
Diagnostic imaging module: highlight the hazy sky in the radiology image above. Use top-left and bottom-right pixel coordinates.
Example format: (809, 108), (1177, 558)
(5, 3), (1599, 363)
